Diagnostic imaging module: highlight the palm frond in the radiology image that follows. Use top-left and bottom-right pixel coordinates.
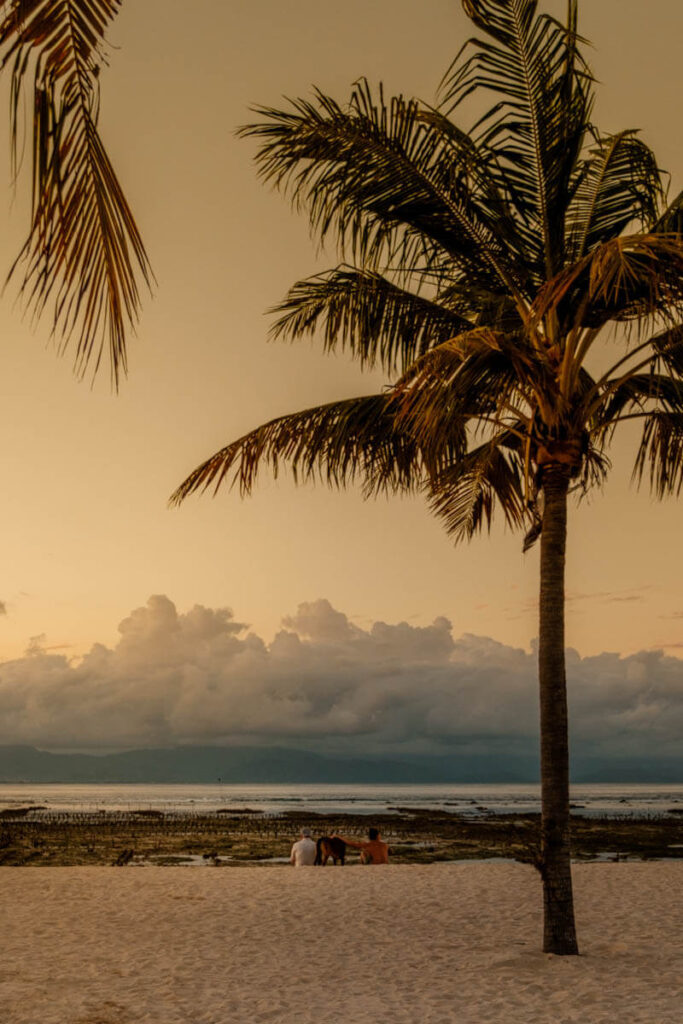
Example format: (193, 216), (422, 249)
(566, 131), (664, 260)
(585, 234), (683, 324)
(239, 79), (525, 303)
(653, 189), (683, 235)
(270, 266), (474, 374)
(443, 0), (593, 277)
(436, 277), (523, 331)
(532, 234), (683, 332)
(0, 0), (153, 386)
(633, 411), (683, 498)
(415, 104), (536, 287)
(593, 373), (683, 433)
(427, 435), (528, 541)
(392, 328), (545, 449)
(169, 394), (449, 506)
(650, 324), (683, 376)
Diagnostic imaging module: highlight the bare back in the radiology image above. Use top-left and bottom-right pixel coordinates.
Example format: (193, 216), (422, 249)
(359, 839), (389, 864)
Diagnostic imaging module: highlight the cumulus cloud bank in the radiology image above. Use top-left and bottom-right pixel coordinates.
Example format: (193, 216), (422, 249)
(0, 595), (681, 756)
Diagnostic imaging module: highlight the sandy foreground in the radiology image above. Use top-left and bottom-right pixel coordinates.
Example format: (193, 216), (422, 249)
(2, 862), (681, 1024)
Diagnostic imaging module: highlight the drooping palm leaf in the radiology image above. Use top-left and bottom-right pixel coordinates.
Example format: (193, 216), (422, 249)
(270, 266), (474, 374)
(169, 393), (466, 506)
(650, 325), (683, 376)
(633, 411), (683, 498)
(532, 234), (683, 333)
(392, 327), (548, 442)
(0, 0), (153, 385)
(592, 372), (683, 432)
(586, 235), (683, 327)
(653, 189), (683, 236)
(566, 131), (664, 260)
(427, 435), (528, 540)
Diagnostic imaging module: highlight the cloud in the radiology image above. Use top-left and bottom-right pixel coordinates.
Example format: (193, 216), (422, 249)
(502, 587), (650, 621)
(0, 594), (681, 757)
(566, 587), (651, 606)
(0, 601), (6, 616)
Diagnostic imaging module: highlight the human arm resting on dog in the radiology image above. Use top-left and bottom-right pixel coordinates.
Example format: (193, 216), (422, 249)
(332, 831), (389, 864)
(332, 834), (363, 849)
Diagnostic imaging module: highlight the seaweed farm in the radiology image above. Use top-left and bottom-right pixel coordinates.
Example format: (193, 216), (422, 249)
(1, 805), (681, 867)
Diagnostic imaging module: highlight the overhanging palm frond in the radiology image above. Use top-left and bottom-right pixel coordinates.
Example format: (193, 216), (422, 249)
(239, 79), (525, 303)
(0, 0), (153, 386)
(169, 394), (458, 506)
(566, 131), (664, 260)
(270, 266), (474, 374)
(443, 0), (593, 277)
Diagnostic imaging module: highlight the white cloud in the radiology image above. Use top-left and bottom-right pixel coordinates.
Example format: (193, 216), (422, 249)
(0, 594), (681, 756)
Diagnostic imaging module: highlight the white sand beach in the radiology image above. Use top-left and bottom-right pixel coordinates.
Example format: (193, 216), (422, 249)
(2, 861), (681, 1024)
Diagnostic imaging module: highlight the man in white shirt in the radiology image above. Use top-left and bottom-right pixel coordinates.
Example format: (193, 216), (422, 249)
(290, 827), (317, 867)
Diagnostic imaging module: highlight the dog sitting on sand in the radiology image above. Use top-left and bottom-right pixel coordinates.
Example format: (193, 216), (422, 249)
(314, 836), (346, 866)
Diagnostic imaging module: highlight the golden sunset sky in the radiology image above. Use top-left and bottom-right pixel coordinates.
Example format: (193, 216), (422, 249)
(0, 0), (681, 667)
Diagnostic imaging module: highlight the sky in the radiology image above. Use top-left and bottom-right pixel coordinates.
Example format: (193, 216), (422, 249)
(0, 1), (682, 755)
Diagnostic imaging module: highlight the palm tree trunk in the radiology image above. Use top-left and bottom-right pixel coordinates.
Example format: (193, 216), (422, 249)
(538, 464), (579, 955)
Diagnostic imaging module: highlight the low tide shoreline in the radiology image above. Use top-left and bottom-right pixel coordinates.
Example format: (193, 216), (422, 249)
(1, 806), (681, 866)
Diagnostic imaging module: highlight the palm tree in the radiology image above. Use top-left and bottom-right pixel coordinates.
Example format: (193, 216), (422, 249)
(171, 0), (683, 954)
(0, 0), (151, 385)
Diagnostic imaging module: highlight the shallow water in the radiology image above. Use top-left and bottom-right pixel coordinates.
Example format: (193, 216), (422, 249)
(1, 781), (682, 818)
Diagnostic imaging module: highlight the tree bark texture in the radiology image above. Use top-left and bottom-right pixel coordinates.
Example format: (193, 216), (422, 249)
(538, 465), (579, 955)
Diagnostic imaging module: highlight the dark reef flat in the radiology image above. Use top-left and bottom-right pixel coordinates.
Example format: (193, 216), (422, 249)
(1, 807), (681, 866)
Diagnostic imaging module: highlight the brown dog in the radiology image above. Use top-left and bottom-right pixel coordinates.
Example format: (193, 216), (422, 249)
(314, 836), (346, 865)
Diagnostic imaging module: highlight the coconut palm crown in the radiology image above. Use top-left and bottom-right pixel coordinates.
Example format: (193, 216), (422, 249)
(172, 0), (683, 954)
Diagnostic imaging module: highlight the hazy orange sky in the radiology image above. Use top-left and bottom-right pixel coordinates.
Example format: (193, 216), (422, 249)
(0, 0), (682, 668)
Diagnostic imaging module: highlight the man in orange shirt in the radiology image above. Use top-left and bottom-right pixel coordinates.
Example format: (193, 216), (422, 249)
(333, 827), (389, 864)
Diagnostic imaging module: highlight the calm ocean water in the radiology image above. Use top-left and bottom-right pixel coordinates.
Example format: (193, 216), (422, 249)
(1, 782), (682, 818)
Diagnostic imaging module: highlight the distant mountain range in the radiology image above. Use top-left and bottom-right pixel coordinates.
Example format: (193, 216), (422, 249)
(0, 745), (681, 784)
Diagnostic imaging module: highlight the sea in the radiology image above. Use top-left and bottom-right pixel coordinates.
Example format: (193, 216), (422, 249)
(1, 782), (682, 818)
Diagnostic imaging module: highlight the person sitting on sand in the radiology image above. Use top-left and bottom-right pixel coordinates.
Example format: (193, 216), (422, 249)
(289, 827), (317, 867)
(332, 827), (389, 864)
